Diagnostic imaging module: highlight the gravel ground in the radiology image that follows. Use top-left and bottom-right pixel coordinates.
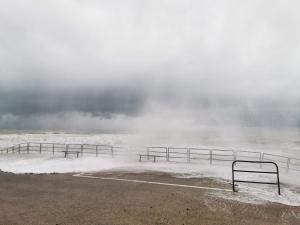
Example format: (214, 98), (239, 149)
(0, 171), (299, 225)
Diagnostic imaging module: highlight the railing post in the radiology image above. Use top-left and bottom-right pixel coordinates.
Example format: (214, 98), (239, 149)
(12, 146), (15, 154)
(275, 163), (281, 195)
(27, 143), (29, 154)
(261, 153), (265, 169)
(259, 152), (263, 168)
(18, 144), (21, 154)
(166, 147), (169, 161)
(187, 148), (190, 163)
(147, 147), (149, 160)
(232, 161), (236, 192)
(53, 144), (55, 155)
(111, 146), (114, 158)
(96, 145), (98, 157)
(40, 143), (42, 154)
(209, 150), (212, 164)
(286, 158), (290, 172)
(81, 145), (83, 156)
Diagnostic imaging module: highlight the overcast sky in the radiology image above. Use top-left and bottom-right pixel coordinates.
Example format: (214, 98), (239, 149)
(0, 0), (300, 130)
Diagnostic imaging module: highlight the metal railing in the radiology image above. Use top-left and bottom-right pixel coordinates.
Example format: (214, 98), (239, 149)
(142, 146), (300, 172)
(0, 142), (114, 158)
(1, 143), (300, 172)
(232, 160), (281, 195)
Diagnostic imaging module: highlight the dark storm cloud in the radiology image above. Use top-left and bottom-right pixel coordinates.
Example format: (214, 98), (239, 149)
(0, 0), (300, 129)
(0, 86), (147, 118)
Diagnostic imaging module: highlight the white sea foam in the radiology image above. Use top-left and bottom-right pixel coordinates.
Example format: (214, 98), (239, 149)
(1, 131), (300, 157)
(0, 132), (300, 206)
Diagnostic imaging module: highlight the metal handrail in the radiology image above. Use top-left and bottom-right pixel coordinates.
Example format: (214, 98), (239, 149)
(232, 160), (281, 195)
(142, 146), (300, 171)
(1, 143), (300, 172)
(0, 142), (114, 158)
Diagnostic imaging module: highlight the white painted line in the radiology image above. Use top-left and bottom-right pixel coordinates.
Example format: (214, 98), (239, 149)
(73, 173), (232, 192)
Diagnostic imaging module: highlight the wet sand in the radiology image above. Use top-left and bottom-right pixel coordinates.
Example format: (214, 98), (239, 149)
(0, 171), (299, 225)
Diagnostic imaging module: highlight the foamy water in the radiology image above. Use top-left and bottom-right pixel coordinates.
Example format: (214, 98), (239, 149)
(0, 131), (300, 206)
(1, 129), (300, 156)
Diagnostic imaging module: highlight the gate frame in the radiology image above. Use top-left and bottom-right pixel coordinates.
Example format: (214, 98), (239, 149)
(232, 160), (281, 195)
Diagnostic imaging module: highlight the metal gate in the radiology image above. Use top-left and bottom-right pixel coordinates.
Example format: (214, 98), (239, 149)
(232, 160), (281, 195)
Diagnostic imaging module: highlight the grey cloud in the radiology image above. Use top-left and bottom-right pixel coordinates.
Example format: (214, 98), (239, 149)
(0, 86), (148, 118)
(1, 0), (300, 130)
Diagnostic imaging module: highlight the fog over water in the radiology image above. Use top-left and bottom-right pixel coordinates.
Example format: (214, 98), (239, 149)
(1, 1), (300, 147)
